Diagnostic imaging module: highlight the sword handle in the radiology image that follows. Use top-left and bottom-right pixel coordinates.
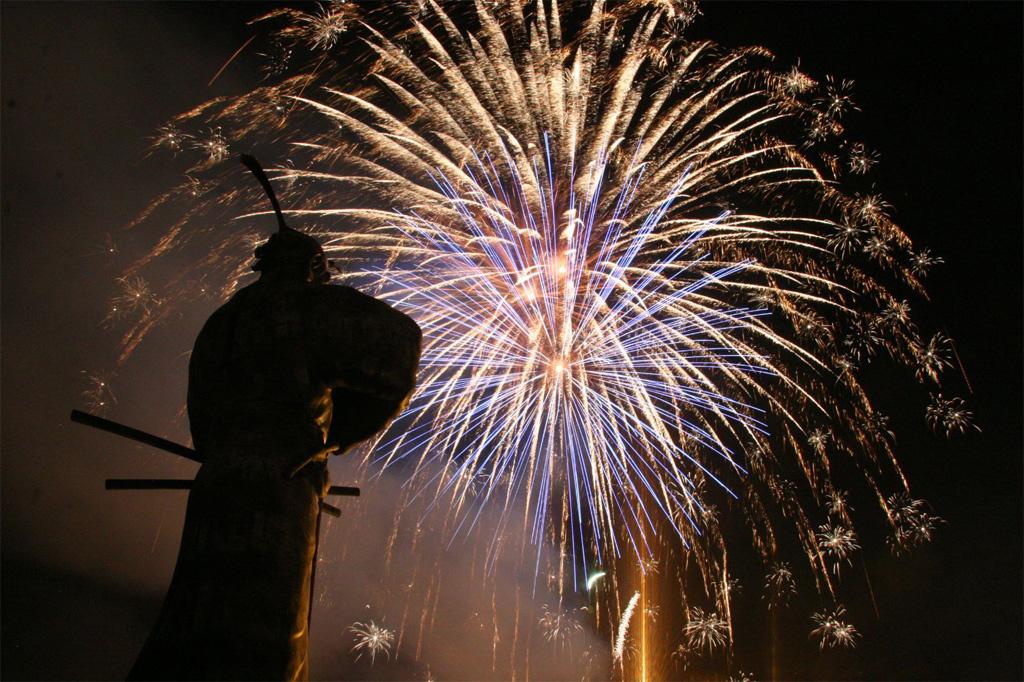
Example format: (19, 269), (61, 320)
(71, 409), (202, 464)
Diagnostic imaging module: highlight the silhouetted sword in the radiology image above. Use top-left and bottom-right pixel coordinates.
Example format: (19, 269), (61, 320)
(69, 409), (359, 517)
(72, 407), (359, 640)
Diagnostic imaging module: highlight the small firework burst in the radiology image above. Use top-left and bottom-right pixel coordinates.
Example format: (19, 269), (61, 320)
(810, 606), (860, 649)
(846, 142), (878, 174)
(914, 332), (952, 383)
(834, 354), (857, 377)
(683, 607), (729, 653)
(926, 393), (979, 437)
(101, 233), (119, 257)
(538, 607), (583, 648)
(270, 1), (353, 51)
(152, 123), (189, 155)
(855, 193), (891, 222)
(866, 410), (894, 440)
(816, 523), (860, 574)
(190, 127), (229, 164)
(862, 231), (893, 261)
(794, 310), (832, 344)
(452, 467), (491, 498)
(182, 175), (213, 199)
(828, 216), (866, 256)
(881, 299), (912, 328)
(81, 371), (116, 413)
(910, 248), (944, 277)
(816, 76), (859, 120)
(807, 112), (841, 143)
(106, 275), (160, 324)
(257, 38), (293, 78)
(348, 621), (394, 664)
(807, 428), (830, 454)
(779, 64), (816, 96)
(826, 490), (851, 517)
(843, 315), (881, 361)
(716, 577), (742, 604)
(886, 493), (943, 554)
(645, 0), (702, 29)
(763, 562), (797, 610)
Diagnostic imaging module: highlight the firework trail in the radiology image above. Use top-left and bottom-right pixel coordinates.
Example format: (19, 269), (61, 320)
(613, 591), (640, 662)
(112, 0), (974, 672)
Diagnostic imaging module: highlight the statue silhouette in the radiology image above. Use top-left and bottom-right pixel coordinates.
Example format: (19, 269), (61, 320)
(128, 157), (421, 681)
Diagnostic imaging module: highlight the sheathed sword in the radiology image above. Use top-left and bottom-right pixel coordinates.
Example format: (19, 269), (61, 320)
(69, 409), (359, 516)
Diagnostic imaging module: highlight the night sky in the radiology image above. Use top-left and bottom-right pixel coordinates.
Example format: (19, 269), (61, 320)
(2, 2), (1021, 680)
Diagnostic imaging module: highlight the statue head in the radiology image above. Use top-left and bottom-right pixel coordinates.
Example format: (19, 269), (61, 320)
(240, 154), (330, 285)
(252, 228), (330, 284)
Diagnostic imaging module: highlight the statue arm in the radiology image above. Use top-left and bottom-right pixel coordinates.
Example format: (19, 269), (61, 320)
(306, 286), (422, 451)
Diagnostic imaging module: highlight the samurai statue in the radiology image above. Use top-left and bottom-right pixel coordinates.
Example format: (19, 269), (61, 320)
(128, 156), (421, 681)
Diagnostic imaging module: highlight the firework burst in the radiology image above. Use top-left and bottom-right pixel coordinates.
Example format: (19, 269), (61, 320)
(810, 605), (859, 649)
(763, 561), (796, 610)
(683, 607), (729, 653)
(81, 371), (117, 414)
(816, 523), (860, 575)
(348, 620), (395, 664)
(538, 606), (583, 648)
(886, 492), (943, 555)
(926, 393), (979, 437)
(119, 0), (971, 670)
(105, 275), (160, 324)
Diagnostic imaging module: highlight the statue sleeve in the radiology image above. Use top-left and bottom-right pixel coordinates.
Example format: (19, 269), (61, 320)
(306, 286), (422, 450)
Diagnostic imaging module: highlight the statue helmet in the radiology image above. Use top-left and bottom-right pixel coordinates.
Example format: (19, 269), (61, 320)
(241, 154), (329, 284)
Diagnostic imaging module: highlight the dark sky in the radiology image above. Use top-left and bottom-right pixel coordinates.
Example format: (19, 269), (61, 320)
(2, 2), (1021, 681)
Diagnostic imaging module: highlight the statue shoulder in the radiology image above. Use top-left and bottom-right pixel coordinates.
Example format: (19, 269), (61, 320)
(306, 284), (422, 340)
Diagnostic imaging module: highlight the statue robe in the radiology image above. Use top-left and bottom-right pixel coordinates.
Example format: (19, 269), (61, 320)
(128, 281), (420, 681)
